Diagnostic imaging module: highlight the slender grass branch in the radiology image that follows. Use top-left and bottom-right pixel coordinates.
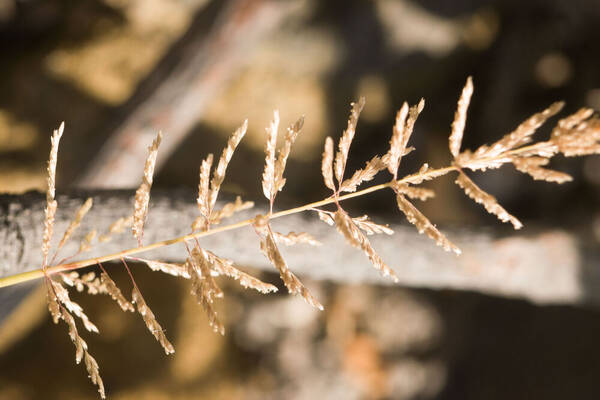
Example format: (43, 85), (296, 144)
(0, 138), (561, 289)
(0, 164), (459, 289)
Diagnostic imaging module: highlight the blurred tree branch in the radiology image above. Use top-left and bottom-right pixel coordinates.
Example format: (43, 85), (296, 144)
(1, 190), (597, 306)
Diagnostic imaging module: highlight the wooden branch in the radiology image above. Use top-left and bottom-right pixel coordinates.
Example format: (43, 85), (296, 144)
(1, 190), (597, 306)
(77, 0), (302, 188)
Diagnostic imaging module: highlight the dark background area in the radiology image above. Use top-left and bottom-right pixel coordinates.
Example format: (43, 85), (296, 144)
(0, 0), (599, 398)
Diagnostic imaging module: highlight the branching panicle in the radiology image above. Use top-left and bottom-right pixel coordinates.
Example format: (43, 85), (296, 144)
(29, 76), (600, 398)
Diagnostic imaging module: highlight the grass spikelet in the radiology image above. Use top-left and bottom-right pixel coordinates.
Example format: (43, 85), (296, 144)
(46, 122), (64, 203)
(79, 229), (97, 253)
(210, 120), (248, 209)
(47, 278), (105, 396)
(100, 272), (135, 312)
(84, 352), (105, 399)
(392, 182), (435, 201)
(98, 216), (133, 243)
(58, 197), (93, 251)
(62, 271), (104, 295)
(477, 102), (564, 159)
(47, 285), (62, 324)
(340, 155), (387, 193)
(498, 101), (564, 148)
(552, 108), (594, 137)
(254, 217), (323, 310)
(194, 153), (213, 231)
(262, 111), (279, 202)
(334, 97), (365, 184)
(136, 258), (190, 278)
(274, 116), (303, 193)
(191, 247), (224, 300)
(188, 268), (224, 335)
(387, 102), (409, 177)
(449, 77), (473, 158)
(513, 157), (572, 183)
(52, 279), (99, 333)
(386, 99), (424, 178)
(554, 116), (600, 156)
(406, 163), (454, 185)
(205, 251), (277, 293)
(61, 308), (106, 398)
(322, 136), (336, 191)
(333, 210), (399, 282)
(317, 209), (335, 226)
(131, 286), (175, 354)
(62, 310), (85, 363)
(209, 196), (254, 225)
(352, 215), (394, 235)
(186, 251), (225, 335)
(42, 200), (57, 266)
(133, 131), (163, 246)
(273, 231), (321, 246)
(394, 193), (461, 254)
(455, 171), (523, 229)
(42, 122), (64, 266)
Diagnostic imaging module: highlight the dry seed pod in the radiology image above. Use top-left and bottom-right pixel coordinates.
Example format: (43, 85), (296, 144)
(322, 136), (336, 191)
(352, 215), (394, 235)
(274, 116), (304, 193)
(333, 210), (398, 281)
(334, 97), (365, 184)
(185, 251), (225, 335)
(262, 111), (279, 202)
(317, 210), (335, 226)
(387, 102), (409, 176)
(100, 273), (134, 312)
(209, 120), (247, 209)
(132, 286), (175, 354)
(449, 77), (473, 158)
(254, 219), (323, 310)
(196, 153), (214, 228)
(512, 157), (572, 183)
(98, 216), (133, 243)
(209, 196), (254, 225)
(52, 280), (99, 333)
(455, 172), (522, 229)
(206, 252), (278, 294)
(394, 193), (461, 254)
(58, 197), (93, 251)
(273, 231), (321, 246)
(133, 131), (163, 245)
(138, 258), (190, 278)
(340, 155), (387, 193)
(79, 230), (97, 253)
(392, 182), (435, 201)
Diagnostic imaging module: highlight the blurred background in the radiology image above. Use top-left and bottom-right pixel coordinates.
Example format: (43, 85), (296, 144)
(1, 0), (600, 398)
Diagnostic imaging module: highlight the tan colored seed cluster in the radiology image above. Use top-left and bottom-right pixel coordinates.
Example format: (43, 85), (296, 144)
(35, 76), (600, 398)
(132, 286), (174, 355)
(132, 131), (163, 246)
(193, 122), (249, 232)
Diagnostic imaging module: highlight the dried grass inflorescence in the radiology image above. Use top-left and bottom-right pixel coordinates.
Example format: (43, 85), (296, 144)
(22, 76), (600, 397)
